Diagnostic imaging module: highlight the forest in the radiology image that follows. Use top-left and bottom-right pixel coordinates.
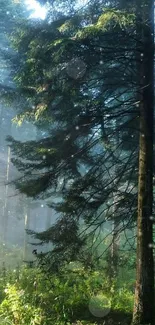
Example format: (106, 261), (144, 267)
(0, 0), (154, 324)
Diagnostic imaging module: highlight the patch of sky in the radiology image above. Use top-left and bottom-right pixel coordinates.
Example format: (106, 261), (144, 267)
(25, 0), (47, 20)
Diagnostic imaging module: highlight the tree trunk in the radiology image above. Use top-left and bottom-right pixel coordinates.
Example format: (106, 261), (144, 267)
(23, 200), (30, 261)
(132, 1), (154, 324)
(2, 146), (11, 241)
(111, 117), (121, 280)
(111, 217), (120, 279)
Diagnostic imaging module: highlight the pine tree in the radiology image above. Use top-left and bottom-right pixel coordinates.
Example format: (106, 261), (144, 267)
(3, 0), (155, 322)
(7, 1), (139, 269)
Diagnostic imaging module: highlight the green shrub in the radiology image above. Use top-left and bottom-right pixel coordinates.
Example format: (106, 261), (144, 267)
(0, 266), (134, 325)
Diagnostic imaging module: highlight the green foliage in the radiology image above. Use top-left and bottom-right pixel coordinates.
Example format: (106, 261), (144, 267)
(76, 10), (135, 39)
(0, 266), (133, 325)
(96, 10), (135, 28)
(111, 286), (133, 314)
(0, 284), (42, 325)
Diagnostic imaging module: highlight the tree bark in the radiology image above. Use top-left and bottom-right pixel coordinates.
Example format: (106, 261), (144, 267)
(111, 217), (120, 279)
(132, 1), (154, 324)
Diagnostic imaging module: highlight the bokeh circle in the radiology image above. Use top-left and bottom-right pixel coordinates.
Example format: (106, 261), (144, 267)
(89, 294), (111, 318)
(66, 58), (86, 79)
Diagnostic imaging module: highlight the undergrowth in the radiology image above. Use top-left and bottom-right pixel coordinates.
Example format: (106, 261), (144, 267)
(0, 265), (133, 325)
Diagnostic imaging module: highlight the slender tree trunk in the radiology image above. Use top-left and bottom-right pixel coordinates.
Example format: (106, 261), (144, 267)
(2, 146), (11, 242)
(111, 117), (121, 279)
(1, 146), (11, 262)
(23, 200), (30, 261)
(132, 1), (154, 324)
(111, 217), (120, 279)
(0, 106), (3, 148)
